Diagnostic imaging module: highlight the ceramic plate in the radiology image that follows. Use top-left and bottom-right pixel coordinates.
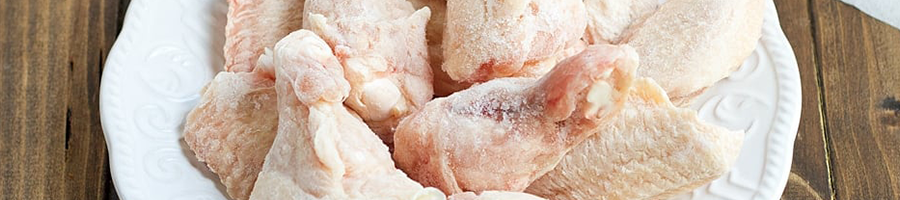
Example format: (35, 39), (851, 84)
(99, 0), (801, 199)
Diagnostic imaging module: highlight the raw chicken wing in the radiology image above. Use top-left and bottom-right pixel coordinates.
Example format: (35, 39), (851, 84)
(442, 0), (587, 83)
(184, 0), (305, 197)
(626, 0), (764, 105)
(223, 0), (305, 72)
(183, 69), (276, 200)
(303, 0), (434, 146)
(525, 78), (745, 200)
(393, 45), (638, 194)
(249, 30), (444, 200)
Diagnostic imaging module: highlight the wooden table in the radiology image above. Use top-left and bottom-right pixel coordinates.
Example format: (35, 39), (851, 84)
(775, 0), (900, 199)
(0, 0), (897, 199)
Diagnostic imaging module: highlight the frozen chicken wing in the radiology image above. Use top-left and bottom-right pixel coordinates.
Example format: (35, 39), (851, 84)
(626, 0), (764, 105)
(442, 0), (587, 83)
(183, 70), (276, 200)
(184, 48), (283, 200)
(184, 1), (305, 198)
(224, 0), (305, 72)
(525, 78), (745, 200)
(303, 0), (434, 146)
(249, 30), (444, 200)
(393, 45), (638, 194)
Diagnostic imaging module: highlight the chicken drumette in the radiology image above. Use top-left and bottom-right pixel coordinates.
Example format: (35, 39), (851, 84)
(303, 0), (433, 146)
(247, 30), (440, 199)
(394, 45), (638, 194)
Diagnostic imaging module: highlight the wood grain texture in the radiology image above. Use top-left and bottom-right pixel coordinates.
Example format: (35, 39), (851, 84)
(811, 0), (900, 199)
(66, 0), (124, 199)
(0, 0), (69, 199)
(0, 0), (125, 199)
(784, 173), (826, 200)
(774, 0), (834, 199)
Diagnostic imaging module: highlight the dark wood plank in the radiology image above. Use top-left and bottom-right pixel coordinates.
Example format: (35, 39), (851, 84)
(0, 0), (124, 199)
(811, 0), (900, 198)
(784, 173), (827, 200)
(65, 0), (124, 199)
(774, 0), (834, 199)
(0, 0), (70, 199)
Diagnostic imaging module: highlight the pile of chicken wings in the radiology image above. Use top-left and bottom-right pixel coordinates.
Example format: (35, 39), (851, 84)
(182, 0), (763, 199)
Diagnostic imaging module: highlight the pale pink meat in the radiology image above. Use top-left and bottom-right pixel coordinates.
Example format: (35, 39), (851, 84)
(303, 0), (434, 147)
(183, 64), (277, 200)
(442, 0), (587, 83)
(223, 0), (305, 72)
(582, 0), (764, 105)
(582, 0), (661, 44)
(625, 0), (764, 105)
(525, 79), (745, 200)
(248, 30), (445, 200)
(406, 0), (470, 96)
(184, 1), (305, 199)
(393, 45), (638, 194)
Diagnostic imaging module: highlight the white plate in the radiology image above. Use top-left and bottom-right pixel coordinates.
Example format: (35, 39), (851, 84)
(99, 0), (801, 199)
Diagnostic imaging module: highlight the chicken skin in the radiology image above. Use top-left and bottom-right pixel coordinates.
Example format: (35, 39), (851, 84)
(248, 30), (542, 200)
(582, 0), (661, 44)
(393, 45), (638, 194)
(223, 0), (305, 72)
(248, 30), (443, 200)
(303, 0), (433, 146)
(184, 0), (305, 198)
(442, 0), (587, 83)
(626, 0), (764, 105)
(183, 69), (276, 200)
(525, 78), (745, 200)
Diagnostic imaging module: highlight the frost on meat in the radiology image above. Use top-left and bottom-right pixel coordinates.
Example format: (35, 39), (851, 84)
(582, 0), (661, 44)
(624, 0), (764, 105)
(249, 30), (443, 200)
(245, 33), (552, 200)
(184, 0), (304, 199)
(224, 0), (305, 72)
(525, 78), (744, 200)
(393, 45), (638, 194)
(442, 0), (587, 83)
(303, 0), (434, 148)
(183, 69), (277, 200)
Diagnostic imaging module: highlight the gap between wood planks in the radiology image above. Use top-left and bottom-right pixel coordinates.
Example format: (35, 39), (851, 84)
(806, 0), (837, 199)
